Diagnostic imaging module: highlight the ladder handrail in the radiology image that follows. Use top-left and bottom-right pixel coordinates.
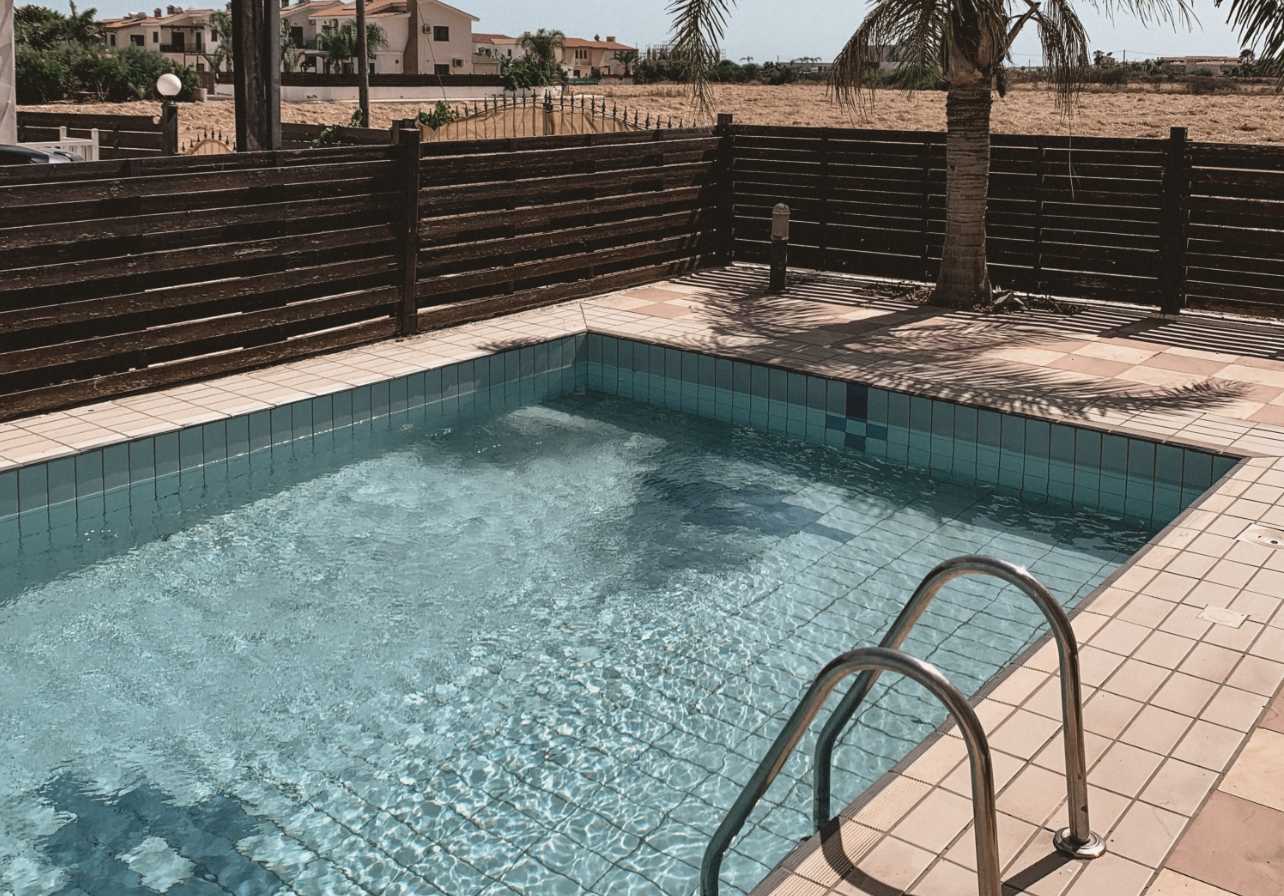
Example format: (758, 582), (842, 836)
(812, 556), (1104, 858)
(700, 646), (1002, 896)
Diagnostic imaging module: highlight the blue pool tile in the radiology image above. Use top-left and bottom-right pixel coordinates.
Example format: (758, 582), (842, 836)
(1126, 438), (1157, 521)
(389, 375), (409, 422)
(826, 379), (845, 416)
(370, 379), (391, 423)
(352, 385), (373, 426)
(128, 438), (156, 502)
(47, 456), (75, 508)
(1073, 429), (1102, 509)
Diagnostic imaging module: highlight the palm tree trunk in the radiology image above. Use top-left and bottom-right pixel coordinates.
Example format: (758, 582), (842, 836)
(355, 0), (370, 127)
(933, 81), (993, 307)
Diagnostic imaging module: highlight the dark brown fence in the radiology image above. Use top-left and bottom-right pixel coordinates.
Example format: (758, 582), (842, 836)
(412, 128), (724, 330)
(0, 144), (404, 420)
(281, 121), (401, 149)
(729, 123), (1284, 316)
(6, 118), (1284, 422)
(17, 110), (179, 158)
(1186, 143), (1284, 314)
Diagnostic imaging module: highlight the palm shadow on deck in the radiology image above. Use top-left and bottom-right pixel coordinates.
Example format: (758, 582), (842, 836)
(657, 266), (1258, 422)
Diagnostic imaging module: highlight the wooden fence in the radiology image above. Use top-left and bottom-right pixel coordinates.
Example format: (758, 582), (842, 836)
(729, 124), (1284, 316)
(4, 117), (1284, 421)
(0, 127), (721, 420)
(17, 110), (179, 159)
(0, 144), (405, 420)
(413, 127), (724, 330)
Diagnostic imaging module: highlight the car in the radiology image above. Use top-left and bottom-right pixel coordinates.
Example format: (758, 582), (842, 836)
(0, 145), (79, 165)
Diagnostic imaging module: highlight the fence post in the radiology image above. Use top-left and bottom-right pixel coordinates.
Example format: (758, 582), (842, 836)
(160, 101), (179, 155)
(1033, 136), (1046, 293)
(716, 112), (735, 264)
(919, 137), (933, 281)
(1159, 126), (1189, 315)
(818, 131), (830, 270)
(396, 127), (421, 337)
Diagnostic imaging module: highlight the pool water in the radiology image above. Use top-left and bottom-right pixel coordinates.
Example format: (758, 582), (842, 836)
(0, 393), (1154, 896)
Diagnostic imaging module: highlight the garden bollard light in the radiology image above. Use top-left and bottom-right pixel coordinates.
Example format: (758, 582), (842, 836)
(770, 203), (790, 292)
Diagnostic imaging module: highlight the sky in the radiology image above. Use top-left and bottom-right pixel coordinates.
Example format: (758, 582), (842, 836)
(42, 0), (1251, 62)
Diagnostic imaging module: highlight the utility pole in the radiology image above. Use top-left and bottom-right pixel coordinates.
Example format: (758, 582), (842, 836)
(231, 0), (281, 150)
(355, 0), (370, 127)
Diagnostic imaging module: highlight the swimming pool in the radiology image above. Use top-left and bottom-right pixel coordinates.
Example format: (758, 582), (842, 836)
(0, 335), (1232, 895)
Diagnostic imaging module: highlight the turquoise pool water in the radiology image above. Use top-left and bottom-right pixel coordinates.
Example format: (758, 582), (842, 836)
(0, 385), (1157, 896)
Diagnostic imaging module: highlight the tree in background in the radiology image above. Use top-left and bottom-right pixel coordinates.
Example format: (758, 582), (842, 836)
(615, 48), (639, 75)
(669, 0), (1193, 308)
(519, 28), (564, 71)
(15, 2), (196, 102)
(1218, 0), (1283, 80)
(315, 22), (386, 75)
(204, 7), (232, 74)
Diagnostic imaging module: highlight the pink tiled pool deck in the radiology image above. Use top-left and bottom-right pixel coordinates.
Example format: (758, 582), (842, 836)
(3, 264), (1283, 895)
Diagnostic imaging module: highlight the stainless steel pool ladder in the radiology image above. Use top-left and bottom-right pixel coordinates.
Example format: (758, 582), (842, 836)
(700, 556), (1104, 896)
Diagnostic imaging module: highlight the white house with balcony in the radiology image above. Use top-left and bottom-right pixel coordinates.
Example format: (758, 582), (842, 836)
(100, 7), (219, 72)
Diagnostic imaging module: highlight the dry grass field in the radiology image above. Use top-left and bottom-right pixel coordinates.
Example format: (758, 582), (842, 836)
(20, 82), (1284, 147)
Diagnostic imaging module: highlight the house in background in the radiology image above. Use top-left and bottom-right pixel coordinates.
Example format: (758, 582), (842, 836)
(1155, 56), (1242, 75)
(558, 36), (635, 78)
(278, 0), (478, 74)
(302, 0), (411, 73)
(100, 7), (219, 72)
(472, 33), (519, 75)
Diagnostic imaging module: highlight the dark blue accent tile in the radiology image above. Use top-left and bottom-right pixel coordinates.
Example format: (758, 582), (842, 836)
(845, 382), (869, 420)
(825, 414), (846, 431)
(844, 433), (866, 451)
(866, 423), (888, 440)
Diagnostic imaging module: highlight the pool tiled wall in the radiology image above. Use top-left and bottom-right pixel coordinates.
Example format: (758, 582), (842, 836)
(0, 331), (1240, 556)
(0, 336), (584, 554)
(585, 334), (1238, 528)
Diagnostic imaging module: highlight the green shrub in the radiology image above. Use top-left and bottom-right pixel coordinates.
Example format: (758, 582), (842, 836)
(15, 42), (71, 102)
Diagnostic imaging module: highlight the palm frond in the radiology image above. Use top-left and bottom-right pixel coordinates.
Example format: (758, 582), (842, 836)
(1029, 0), (1091, 115)
(829, 0), (948, 115)
(1217, 0), (1284, 76)
(667, 0), (735, 118)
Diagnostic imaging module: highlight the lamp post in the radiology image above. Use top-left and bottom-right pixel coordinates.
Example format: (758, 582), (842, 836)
(156, 73), (182, 155)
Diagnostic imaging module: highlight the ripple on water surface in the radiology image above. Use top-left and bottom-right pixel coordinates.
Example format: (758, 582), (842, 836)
(0, 394), (1152, 895)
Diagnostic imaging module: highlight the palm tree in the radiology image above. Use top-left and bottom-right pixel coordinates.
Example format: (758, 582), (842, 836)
(1218, 0), (1282, 80)
(316, 23), (386, 75)
(670, 0), (1192, 308)
(520, 28), (565, 71)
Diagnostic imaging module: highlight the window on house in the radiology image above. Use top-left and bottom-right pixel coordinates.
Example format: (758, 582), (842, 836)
(452, 58), (463, 68)
(575, 48), (588, 60)
(434, 63), (451, 75)
(130, 34), (144, 46)
(433, 25), (449, 41)
(290, 26), (303, 46)
(152, 32), (159, 43)
(109, 34), (116, 46)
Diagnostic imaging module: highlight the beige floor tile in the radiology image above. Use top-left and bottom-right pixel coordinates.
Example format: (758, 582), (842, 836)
(1160, 605), (1215, 640)
(1199, 686), (1267, 732)
(1092, 618), (1154, 655)
(1121, 705), (1195, 756)
(1082, 691), (1145, 740)
(902, 737), (969, 787)
(1178, 643), (1242, 684)
(1137, 632), (1198, 668)
(905, 860), (978, 896)
(1002, 837), (1082, 896)
(1143, 869), (1237, 896)
(1077, 646), (1127, 687)
(1107, 801), (1189, 867)
(1121, 595), (1180, 629)
(1141, 758), (1219, 816)
(1218, 728), (1284, 813)
(1091, 742), (1165, 798)
(1103, 659), (1171, 704)
(847, 775), (932, 832)
(944, 810), (1040, 874)
(989, 710), (1064, 760)
(1202, 617), (1263, 652)
(1032, 730), (1111, 778)
(1171, 720), (1245, 772)
(1227, 654), (1284, 696)
(890, 788), (975, 853)
(1151, 674), (1219, 718)
(1062, 852), (1154, 896)
(989, 667), (1050, 707)
(830, 836), (935, 895)
(997, 764), (1068, 827)
(942, 749), (1025, 799)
